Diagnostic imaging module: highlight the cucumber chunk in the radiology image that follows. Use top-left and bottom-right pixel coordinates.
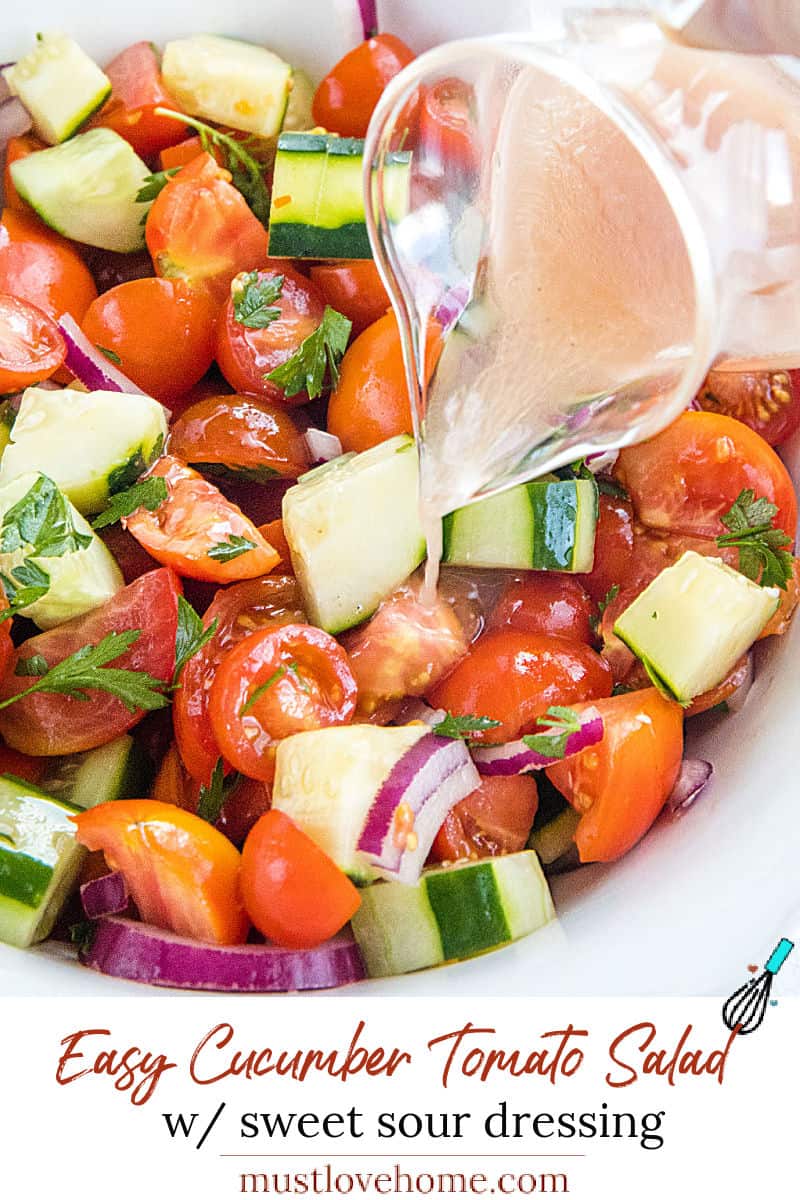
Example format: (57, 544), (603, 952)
(0, 775), (84, 948)
(161, 35), (292, 139)
(11, 129), (151, 252)
(0, 387), (167, 516)
(40, 734), (151, 811)
(3, 33), (111, 145)
(281, 70), (315, 132)
(528, 807), (581, 866)
(614, 551), (779, 703)
(282, 435), (426, 634)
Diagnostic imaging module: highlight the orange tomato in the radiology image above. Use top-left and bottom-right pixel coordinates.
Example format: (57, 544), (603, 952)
(430, 775), (539, 863)
(308, 260), (390, 337)
(0, 292), (65, 391)
(258, 518), (292, 567)
(92, 41), (187, 159)
(0, 207), (97, 323)
(160, 136), (205, 171)
(312, 35), (415, 137)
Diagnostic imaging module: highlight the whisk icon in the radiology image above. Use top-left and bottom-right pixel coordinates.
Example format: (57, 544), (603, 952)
(722, 938), (794, 1035)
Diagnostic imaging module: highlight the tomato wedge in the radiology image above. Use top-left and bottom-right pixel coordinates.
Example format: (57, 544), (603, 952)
(0, 569), (180, 756)
(124, 456), (281, 583)
(574, 493), (636, 604)
(429, 775), (539, 864)
(73, 799), (249, 945)
(488, 575), (595, 645)
(0, 208), (98, 323)
(91, 41), (187, 158)
(0, 292), (65, 392)
(168, 393), (310, 481)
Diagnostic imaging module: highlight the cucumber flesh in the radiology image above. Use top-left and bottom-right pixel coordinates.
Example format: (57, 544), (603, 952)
(281, 70), (315, 132)
(40, 734), (151, 811)
(528, 807), (581, 866)
(3, 33), (110, 145)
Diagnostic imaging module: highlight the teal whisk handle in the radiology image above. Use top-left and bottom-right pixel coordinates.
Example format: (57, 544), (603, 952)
(765, 938), (794, 975)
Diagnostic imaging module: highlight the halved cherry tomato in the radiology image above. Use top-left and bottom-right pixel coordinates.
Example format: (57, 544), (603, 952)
(0, 569), (180, 756)
(241, 810), (360, 949)
(124, 456), (281, 583)
(575, 493), (635, 604)
(488, 575), (594, 645)
(546, 689), (684, 863)
(685, 655), (751, 718)
(174, 575), (305, 786)
(160, 136), (204, 171)
(616, 411), (797, 541)
(258, 519), (292, 568)
(72, 799), (249, 944)
(153, 742), (271, 846)
(311, 34), (415, 138)
(761, 556), (800, 638)
(168, 394), (310, 481)
(430, 775), (539, 864)
(209, 623), (358, 781)
(0, 292), (65, 391)
(2, 135), (46, 211)
(428, 629), (613, 743)
(81, 277), (217, 402)
(0, 743), (46, 784)
(91, 41), (187, 158)
(308, 261), (390, 337)
(145, 153), (268, 306)
(0, 207), (97, 323)
(695, 367), (800, 447)
(418, 78), (479, 176)
(215, 265), (326, 404)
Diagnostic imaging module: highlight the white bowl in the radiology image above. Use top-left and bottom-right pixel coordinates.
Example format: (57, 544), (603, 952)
(1, 0), (798, 997)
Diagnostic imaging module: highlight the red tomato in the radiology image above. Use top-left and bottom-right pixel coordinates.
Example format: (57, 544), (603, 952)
(209, 624), (358, 782)
(241, 810), (360, 949)
(2, 135), (46, 211)
(312, 35), (415, 138)
(258, 519), (292, 569)
(0, 569), (180, 756)
(91, 42), (186, 158)
(73, 799), (249, 944)
(419, 78), (479, 176)
(174, 575), (305, 785)
(575, 494), (635, 604)
(685, 655), (751, 718)
(124, 456), (281, 583)
(168, 394), (310, 481)
(616, 411), (797, 541)
(761, 556), (800, 638)
(160, 136), (204, 171)
(152, 742), (271, 846)
(0, 207), (98, 323)
(430, 775), (539, 864)
(695, 367), (800, 447)
(0, 293), (65, 391)
(308, 261), (390, 337)
(215, 265), (326, 404)
(145, 153), (268, 306)
(546, 690), (684, 863)
(488, 575), (594, 644)
(0, 742), (46, 784)
(81, 278), (217, 403)
(428, 630), (613, 743)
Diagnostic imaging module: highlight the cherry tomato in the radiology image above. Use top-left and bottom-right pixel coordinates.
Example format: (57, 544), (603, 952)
(0, 569), (180, 756)
(152, 742), (271, 846)
(174, 575), (305, 786)
(168, 394), (310, 481)
(91, 41), (187, 159)
(418, 78), (479, 176)
(160, 136), (205, 171)
(308, 261), (390, 337)
(311, 35), (415, 138)
(2, 135), (46, 212)
(430, 775), (539, 864)
(760, 555), (800, 639)
(0, 742), (46, 784)
(241, 810), (360, 949)
(0, 207), (97, 323)
(124, 456), (281, 583)
(428, 629), (613, 743)
(685, 655), (751, 718)
(0, 292), (65, 391)
(575, 494), (635, 604)
(215, 265), (326, 404)
(488, 575), (594, 645)
(81, 277), (217, 403)
(209, 623), (358, 781)
(616, 411), (797, 541)
(73, 799), (249, 944)
(546, 690), (684, 863)
(695, 367), (800, 447)
(258, 519), (292, 568)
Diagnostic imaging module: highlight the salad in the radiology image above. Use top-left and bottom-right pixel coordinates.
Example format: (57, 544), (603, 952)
(0, 24), (798, 992)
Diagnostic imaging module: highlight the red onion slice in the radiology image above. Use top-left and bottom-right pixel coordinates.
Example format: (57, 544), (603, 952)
(471, 710), (604, 776)
(358, 0), (378, 37)
(304, 427), (342, 464)
(58, 314), (147, 395)
(0, 96), (32, 144)
(80, 871), (129, 920)
(79, 917), (365, 992)
(725, 653), (754, 713)
(665, 758), (713, 817)
(392, 698), (447, 727)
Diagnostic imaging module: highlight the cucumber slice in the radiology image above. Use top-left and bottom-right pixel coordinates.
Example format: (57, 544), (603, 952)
(11, 129), (151, 253)
(0, 775), (84, 948)
(161, 35), (292, 139)
(39, 734), (151, 811)
(528, 807), (581, 866)
(2, 33), (110, 145)
(442, 478), (598, 571)
(613, 551), (779, 703)
(283, 435), (426, 634)
(350, 851), (555, 977)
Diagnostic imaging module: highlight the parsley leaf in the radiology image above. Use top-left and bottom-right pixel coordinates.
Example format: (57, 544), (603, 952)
(232, 271), (283, 329)
(196, 758), (226, 823)
(135, 168), (180, 205)
(240, 661), (309, 716)
(597, 477), (629, 501)
(716, 488), (794, 590)
(174, 595), (218, 684)
(265, 306), (351, 400)
(70, 919), (97, 954)
(590, 583), (620, 634)
(431, 712), (501, 740)
(0, 560), (50, 620)
(556, 458), (628, 500)
(96, 345), (122, 366)
(91, 477), (168, 530)
(207, 535), (258, 563)
(522, 706), (583, 759)
(1, 475), (92, 558)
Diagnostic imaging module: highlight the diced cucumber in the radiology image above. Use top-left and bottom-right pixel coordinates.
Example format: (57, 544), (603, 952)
(350, 851), (555, 977)
(39, 734), (151, 811)
(161, 35), (292, 139)
(528, 807), (581, 866)
(0, 775), (84, 948)
(2, 33), (110, 145)
(0, 472), (123, 629)
(11, 129), (151, 253)
(442, 478), (598, 571)
(613, 551), (779, 703)
(282, 70), (315, 132)
(272, 724), (427, 883)
(268, 132), (411, 259)
(283, 435), (426, 634)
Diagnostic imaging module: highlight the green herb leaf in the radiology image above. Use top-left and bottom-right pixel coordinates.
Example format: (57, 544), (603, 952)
(556, 458), (594, 482)
(431, 712), (502, 740)
(265, 306), (351, 400)
(91, 477), (168, 530)
(590, 582), (620, 635)
(135, 168), (180, 205)
(96, 345), (122, 366)
(522, 706), (583, 759)
(597, 477), (629, 501)
(69, 919), (97, 954)
(196, 758), (226, 823)
(0, 474), (92, 558)
(174, 595), (218, 684)
(716, 488), (794, 590)
(207, 534), (258, 563)
(0, 560), (50, 620)
(240, 666), (286, 715)
(15, 653), (48, 677)
(232, 271), (283, 329)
